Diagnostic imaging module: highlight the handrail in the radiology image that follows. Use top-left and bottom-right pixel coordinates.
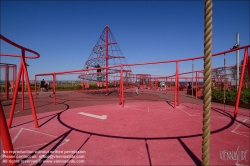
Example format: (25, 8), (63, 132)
(35, 45), (250, 78)
(0, 34), (40, 59)
(123, 45), (250, 66)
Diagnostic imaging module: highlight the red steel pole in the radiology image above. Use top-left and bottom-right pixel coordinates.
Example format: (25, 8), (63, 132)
(12, 66), (15, 94)
(119, 66), (122, 105)
(8, 60), (23, 128)
(105, 26), (109, 95)
(170, 78), (172, 91)
(5, 65), (9, 100)
(196, 71), (198, 99)
(149, 77), (151, 89)
(34, 76), (37, 99)
(15, 65), (17, 84)
(11, 66), (14, 94)
(119, 78), (121, 105)
(248, 54), (250, 79)
(234, 48), (249, 119)
(154, 78), (157, 91)
(53, 73), (56, 105)
(177, 61), (180, 106)
(142, 75), (144, 93)
(126, 74), (128, 89)
(166, 77), (168, 94)
(21, 52), (39, 128)
(185, 78), (187, 89)
(82, 79), (84, 92)
(198, 72), (200, 97)
(121, 66), (124, 108)
(0, 102), (17, 166)
(174, 62), (177, 108)
(22, 68), (24, 110)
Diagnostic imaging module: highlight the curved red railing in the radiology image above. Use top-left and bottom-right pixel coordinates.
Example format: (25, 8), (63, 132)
(0, 35), (40, 59)
(78, 68), (132, 79)
(92, 42), (117, 54)
(117, 45), (250, 67)
(85, 55), (125, 67)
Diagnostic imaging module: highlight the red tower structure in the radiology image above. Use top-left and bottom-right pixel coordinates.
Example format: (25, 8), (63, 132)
(79, 25), (132, 95)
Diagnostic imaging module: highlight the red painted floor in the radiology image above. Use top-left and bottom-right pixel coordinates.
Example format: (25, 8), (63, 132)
(1, 91), (249, 165)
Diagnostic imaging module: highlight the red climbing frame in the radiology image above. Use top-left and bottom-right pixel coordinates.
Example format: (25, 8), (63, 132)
(0, 34), (40, 165)
(0, 34), (40, 129)
(80, 26), (132, 96)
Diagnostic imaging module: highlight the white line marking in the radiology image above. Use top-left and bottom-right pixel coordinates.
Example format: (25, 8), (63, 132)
(19, 128), (61, 139)
(177, 107), (200, 116)
(125, 107), (165, 112)
(0, 128), (70, 161)
(12, 128), (24, 143)
(232, 119), (248, 132)
(12, 128), (70, 149)
(78, 112), (107, 120)
(5, 111), (20, 115)
(231, 131), (249, 138)
(231, 119), (249, 138)
(236, 117), (249, 121)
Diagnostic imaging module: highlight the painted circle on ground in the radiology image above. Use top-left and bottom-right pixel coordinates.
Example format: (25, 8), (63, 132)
(58, 101), (234, 139)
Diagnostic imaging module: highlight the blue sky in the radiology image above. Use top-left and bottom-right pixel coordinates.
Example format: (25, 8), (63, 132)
(1, 1), (249, 81)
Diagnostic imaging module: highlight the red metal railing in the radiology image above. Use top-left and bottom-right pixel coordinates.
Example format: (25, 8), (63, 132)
(0, 35), (40, 129)
(35, 45), (249, 118)
(0, 34), (40, 166)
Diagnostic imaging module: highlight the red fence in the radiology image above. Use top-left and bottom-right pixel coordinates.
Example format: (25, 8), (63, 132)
(34, 45), (250, 118)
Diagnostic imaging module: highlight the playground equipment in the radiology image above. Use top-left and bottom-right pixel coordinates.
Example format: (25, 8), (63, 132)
(0, 34), (40, 130)
(78, 26), (132, 95)
(34, 44), (250, 113)
(0, 35), (40, 129)
(0, 34), (40, 166)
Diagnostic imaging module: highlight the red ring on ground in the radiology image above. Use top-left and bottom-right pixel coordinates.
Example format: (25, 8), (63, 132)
(58, 101), (234, 139)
